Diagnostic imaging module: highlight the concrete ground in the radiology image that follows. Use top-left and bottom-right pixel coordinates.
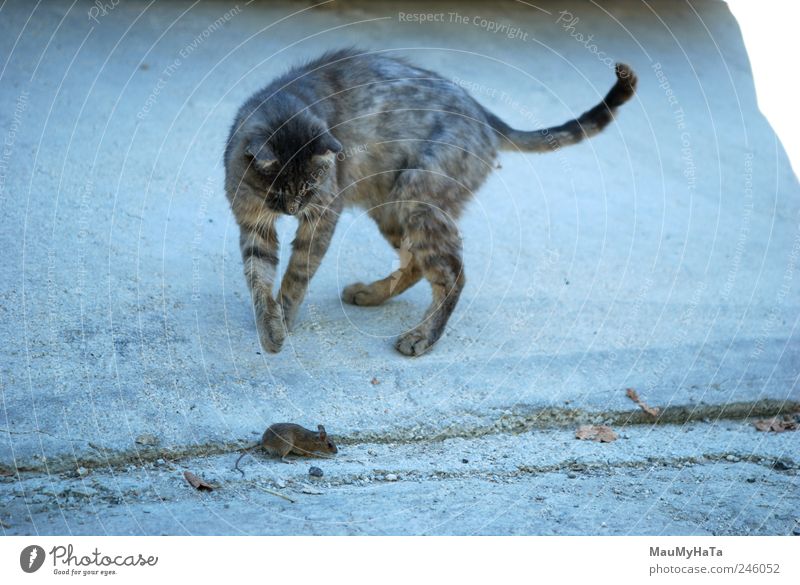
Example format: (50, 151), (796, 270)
(1, 0), (798, 535)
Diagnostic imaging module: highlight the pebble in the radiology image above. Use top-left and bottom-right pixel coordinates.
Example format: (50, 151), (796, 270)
(745, 477), (757, 483)
(725, 455), (738, 462)
(308, 466), (323, 478)
(275, 479), (287, 489)
(461, 458), (469, 464)
(134, 434), (159, 447)
(76, 466), (88, 477)
(385, 474), (398, 481)
(772, 459), (794, 471)
(567, 472), (578, 479)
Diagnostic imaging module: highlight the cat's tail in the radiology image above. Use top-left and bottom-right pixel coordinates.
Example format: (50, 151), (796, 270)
(486, 63), (637, 153)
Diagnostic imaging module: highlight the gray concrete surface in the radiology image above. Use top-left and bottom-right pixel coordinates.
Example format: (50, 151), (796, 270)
(1, 0), (798, 534)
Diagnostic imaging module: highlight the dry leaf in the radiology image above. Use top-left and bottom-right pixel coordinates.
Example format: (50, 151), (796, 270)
(753, 416), (798, 433)
(626, 388), (660, 417)
(183, 470), (214, 491)
(575, 425), (618, 442)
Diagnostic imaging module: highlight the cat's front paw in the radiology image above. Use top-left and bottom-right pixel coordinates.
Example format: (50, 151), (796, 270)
(257, 304), (286, 353)
(395, 329), (434, 357)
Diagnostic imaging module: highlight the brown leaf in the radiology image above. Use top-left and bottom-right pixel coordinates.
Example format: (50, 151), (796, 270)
(626, 388), (660, 417)
(183, 470), (214, 491)
(575, 425), (618, 442)
(753, 416), (798, 433)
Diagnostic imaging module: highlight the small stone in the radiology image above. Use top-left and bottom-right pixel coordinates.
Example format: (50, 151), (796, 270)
(461, 458), (469, 464)
(746, 477), (757, 483)
(793, 526), (800, 536)
(275, 479), (287, 489)
(385, 473), (398, 481)
(773, 459), (794, 471)
(567, 472), (578, 479)
(725, 455), (738, 462)
(309, 466), (323, 478)
(368, 449), (377, 456)
(156, 458), (166, 466)
(76, 466), (88, 477)
(135, 434), (159, 447)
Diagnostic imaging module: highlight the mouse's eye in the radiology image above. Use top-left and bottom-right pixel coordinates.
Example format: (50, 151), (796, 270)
(327, 442), (334, 448)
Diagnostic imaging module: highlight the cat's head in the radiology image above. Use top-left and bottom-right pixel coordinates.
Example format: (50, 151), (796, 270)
(227, 112), (341, 216)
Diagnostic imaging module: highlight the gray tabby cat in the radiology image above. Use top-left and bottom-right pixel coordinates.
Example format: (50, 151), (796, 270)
(224, 48), (636, 356)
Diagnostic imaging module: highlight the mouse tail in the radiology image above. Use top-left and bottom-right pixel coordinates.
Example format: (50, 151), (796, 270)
(484, 63), (637, 153)
(234, 448), (254, 477)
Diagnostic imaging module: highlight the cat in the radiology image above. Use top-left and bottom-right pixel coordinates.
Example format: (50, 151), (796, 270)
(224, 48), (637, 356)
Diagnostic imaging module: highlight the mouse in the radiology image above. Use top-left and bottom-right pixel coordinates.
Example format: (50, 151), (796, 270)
(235, 423), (338, 476)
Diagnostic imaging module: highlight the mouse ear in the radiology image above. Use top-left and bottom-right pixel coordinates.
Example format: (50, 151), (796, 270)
(317, 425), (327, 440)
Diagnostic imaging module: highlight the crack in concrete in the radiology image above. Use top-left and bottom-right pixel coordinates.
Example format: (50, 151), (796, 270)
(2, 399), (797, 476)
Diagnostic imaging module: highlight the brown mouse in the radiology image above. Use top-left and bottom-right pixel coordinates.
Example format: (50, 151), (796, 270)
(235, 423), (338, 476)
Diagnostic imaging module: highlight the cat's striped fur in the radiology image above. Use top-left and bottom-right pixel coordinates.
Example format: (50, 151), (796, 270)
(224, 49), (636, 356)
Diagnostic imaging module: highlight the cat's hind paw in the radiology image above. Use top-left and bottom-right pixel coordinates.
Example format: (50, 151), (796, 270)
(342, 282), (386, 307)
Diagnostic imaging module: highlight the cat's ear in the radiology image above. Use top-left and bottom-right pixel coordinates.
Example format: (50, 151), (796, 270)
(313, 131), (342, 158)
(245, 137), (278, 172)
